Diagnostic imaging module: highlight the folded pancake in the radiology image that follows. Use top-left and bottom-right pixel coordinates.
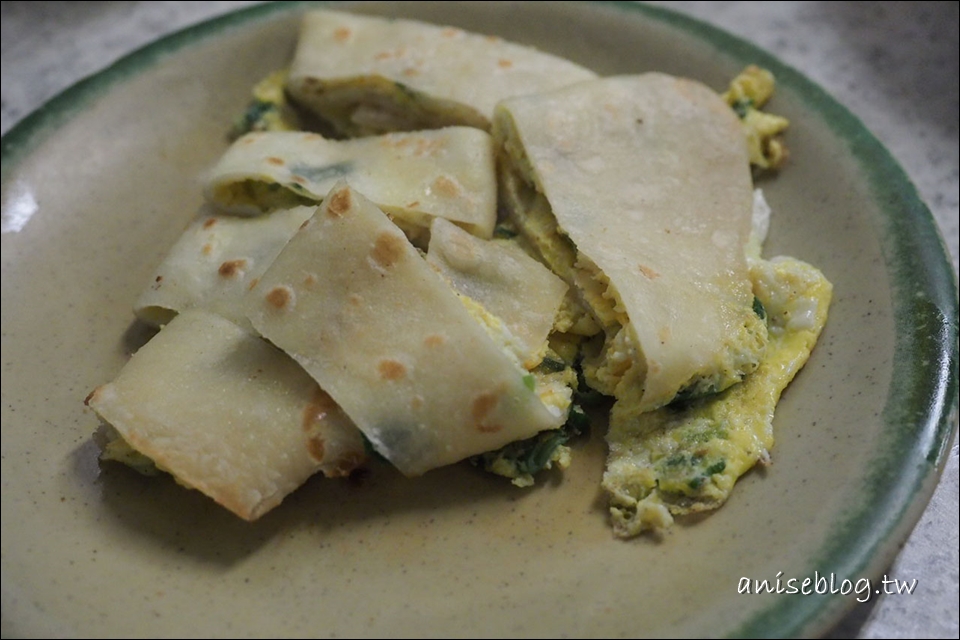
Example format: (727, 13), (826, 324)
(205, 128), (497, 239)
(603, 256), (832, 536)
(494, 73), (769, 418)
(426, 217), (567, 369)
(244, 182), (564, 476)
(135, 205), (315, 329)
(286, 9), (598, 137)
(85, 309), (367, 521)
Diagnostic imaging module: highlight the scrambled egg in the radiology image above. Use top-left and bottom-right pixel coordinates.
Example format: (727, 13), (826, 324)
(449, 282), (587, 487)
(722, 65), (790, 170)
(230, 69), (303, 138)
(601, 256), (832, 537)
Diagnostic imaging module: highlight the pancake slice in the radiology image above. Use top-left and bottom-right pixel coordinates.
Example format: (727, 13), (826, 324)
(286, 9), (597, 137)
(244, 182), (564, 477)
(494, 73), (768, 418)
(205, 128), (497, 240)
(85, 309), (366, 521)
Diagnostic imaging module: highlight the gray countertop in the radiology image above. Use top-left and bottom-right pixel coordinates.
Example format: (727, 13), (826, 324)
(2, 1), (957, 637)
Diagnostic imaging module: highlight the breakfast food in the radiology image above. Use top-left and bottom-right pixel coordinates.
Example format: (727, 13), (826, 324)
(244, 182), (566, 477)
(494, 73), (768, 416)
(285, 9), (598, 136)
(86, 9), (828, 534)
(205, 128), (498, 239)
(86, 309), (365, 521)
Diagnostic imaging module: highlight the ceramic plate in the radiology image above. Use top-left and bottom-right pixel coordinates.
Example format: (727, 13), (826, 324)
(2, 2), (957, 637)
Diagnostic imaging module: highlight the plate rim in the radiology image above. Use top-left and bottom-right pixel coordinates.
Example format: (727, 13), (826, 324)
(2, 1), (957, 637)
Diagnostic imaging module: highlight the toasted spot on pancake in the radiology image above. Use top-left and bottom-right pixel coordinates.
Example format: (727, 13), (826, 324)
(328, 452), (366, 478)
(658, 326), (671, 344)
(202, 218), (218, 230)
(638, 264), (660, 279)
(378, 359), (407, 380)
(327, 188), (352, 218)
(432, 175), (461, 198)
(201, 243), (213, 256)
(498, 58), (513, 69)
(333, 26), (351, 42)
(370, 232), (404, 269)
(423, 334), (446, 347)
(266, 285), (294, 310)
(471, 391), (500, 421)
(306, 435), (325, 463)
(266, 156), (285, 166)
(83, 386), (102, 406)
(218, 259), (248, 279)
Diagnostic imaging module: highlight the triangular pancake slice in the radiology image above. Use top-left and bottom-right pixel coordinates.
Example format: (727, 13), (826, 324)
(85, 309), (366, 521)
(244, 183), (564, 476)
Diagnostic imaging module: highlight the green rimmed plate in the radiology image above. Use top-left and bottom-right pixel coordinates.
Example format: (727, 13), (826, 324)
(2, 2), (956, 637)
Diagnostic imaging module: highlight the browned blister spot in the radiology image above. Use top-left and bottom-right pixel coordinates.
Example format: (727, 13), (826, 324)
(405, 201), (420, 209)
(432, 175), (460, 198)
(306, 435), (326, 463)
(266, 156), (285, 166)
(303, 388), (338, 463)
(202, 243), (213, 256)
(303, 273), (318, 287)
(292, 176), (307, 185)
(202, 218), (218, 230)
(374, 50), (392, 61)
(348, 293), (363, 306)
(327, 188), (352, 218)
(333, 26), (351, 42)
(265, 285), (294, 310)
(303, 388), (338, 429)
(638, 264), (660, 279)
(377, 359), (407, 381)
(370, 232), (404, 269)
(218, 259), (248, 279)
(83, 386), (102, 406)
(155, 275), (163, 283)
(442, 27), (460, 37)
(477, 423), (503, 434)
(247, 277), (260, 291)
(423, 334), (446, 347)
(471, 391), (500, 422)
(327, 452), (367, 478)
(498, 58), (513, 69)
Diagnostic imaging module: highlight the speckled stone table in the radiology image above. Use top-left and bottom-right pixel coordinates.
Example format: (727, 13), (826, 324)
(3, 2), (957, 637)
